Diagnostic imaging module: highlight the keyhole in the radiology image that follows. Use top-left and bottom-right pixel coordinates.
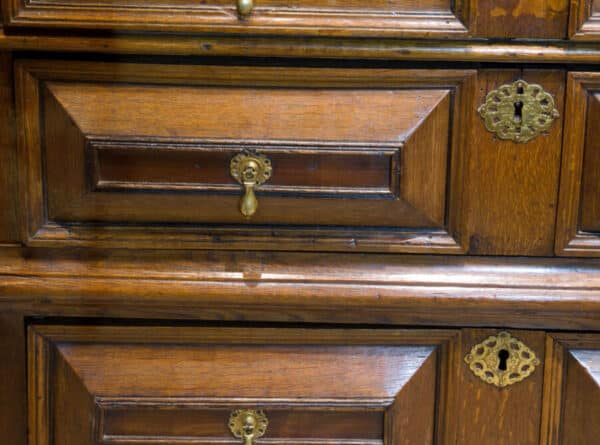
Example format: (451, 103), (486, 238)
(498, 349), (510, 371)
(513, 101), (524, 123)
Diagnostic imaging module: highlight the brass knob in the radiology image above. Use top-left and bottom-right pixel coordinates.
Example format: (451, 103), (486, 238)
(228, 409), (268, 445)
(230, 152), (272, 217)
(237, 0), (253, 17)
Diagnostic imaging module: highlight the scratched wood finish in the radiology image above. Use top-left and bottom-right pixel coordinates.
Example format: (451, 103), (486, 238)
(2, 0), (469, 38)
(465, 69), (565, 256)
(28, 325), (459, 445)
(556, 72), (600, 256)
(16, 60), (475, 253)
(0, 53), (18, 243)
(472, 0), (569, 38)
(452, 329), (546, 445)
(541, 334), (600, 444)
(1, 248), (600, 330)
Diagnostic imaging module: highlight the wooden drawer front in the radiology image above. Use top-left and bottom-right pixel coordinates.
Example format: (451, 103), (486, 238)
(542, 334), (600, 444)
(4, 0), (470, 37)
(28, 326), (459, 445)
(570, 0), (600, 39)
(557, 72), (600, 255)
(17, 61), (474, 253)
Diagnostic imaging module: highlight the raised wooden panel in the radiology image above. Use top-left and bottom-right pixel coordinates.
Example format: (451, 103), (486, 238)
(28, 325), (460, 445)
(466, 70), (565, 256)
(541, 334), (600, 445)
(472, 0), (569, 39)
(3, 0), (470, 38)
(556, 72), (600, 256)
(569, 0), (600, 39)
(16, 60), (475, 253)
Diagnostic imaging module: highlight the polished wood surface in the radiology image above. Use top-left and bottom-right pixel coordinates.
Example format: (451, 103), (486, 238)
(473, 0), (569, 39)
(28, 325), (458, 444)
(1, 248), (600, 330)
(556, 71), (600, 255)
(0, 53), (17, 243)
(17, 60), (475, 253)
(1, 1), (600, 443)
(541, 334), (600, 444)
(570, 0), (600, 38)
(3, 0), (470, 37)
(465, 69), (565, 256)
(454, 329), (546, 445)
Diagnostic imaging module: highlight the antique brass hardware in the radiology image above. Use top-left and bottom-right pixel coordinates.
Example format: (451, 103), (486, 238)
(478, 80), (559, 143)
(230, 152), (272, 217)
(228, 409), (268, 445)
(464, 331), (540, 388)
(237, 0), (253, 17)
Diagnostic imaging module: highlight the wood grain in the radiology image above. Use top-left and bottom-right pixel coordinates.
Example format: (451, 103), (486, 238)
(28, 325), (457, 445)
(541, 334), (600, 445)
(556, 72), (600, 256)
(0, 313), (26, 445)
(465, 69), (565, 256)
(472, 0), (569, 38)
(3, 0), (469, 38)
(569, 0), (600, 39)
(0, 52), (18, 242)
(16, 60), (475, 253)
(452, 329), (546, 445)
(4, 33), (600, 63)
(1, 248), (600, 330)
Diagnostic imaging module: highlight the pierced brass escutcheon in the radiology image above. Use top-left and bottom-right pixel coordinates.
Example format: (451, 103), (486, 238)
(228, 409), (268, 445)
(230, 152), (272, 217)
(465, 331), (540, 388)
(478, 80), (560, 143)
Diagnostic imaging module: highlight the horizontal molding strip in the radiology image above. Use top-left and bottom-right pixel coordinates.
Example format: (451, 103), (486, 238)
(3, 33), (600, 63)
(1, 247), (600, 330)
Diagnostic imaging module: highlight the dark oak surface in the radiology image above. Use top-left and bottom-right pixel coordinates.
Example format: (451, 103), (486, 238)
(1, 247), (600, 330)
(556, 72), (600, 255)
(1, 2), (600, 443)
(17, 60), (475, 253)
(28, 326), (459, 445)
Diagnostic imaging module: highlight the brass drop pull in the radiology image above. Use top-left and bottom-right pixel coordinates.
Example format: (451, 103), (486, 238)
(465, 331), (540, 388)
(230, 152), (272, 217)
(478, 80), (560, 143)
(228, 409), (268, 445)
(237, 0), (253, 17)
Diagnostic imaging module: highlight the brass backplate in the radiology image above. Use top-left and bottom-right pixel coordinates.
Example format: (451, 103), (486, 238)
(478, 80), (559, 143)
(230, 152), (272, 217)
(465, 331), (540, 388)
(228, 409), (268, 445)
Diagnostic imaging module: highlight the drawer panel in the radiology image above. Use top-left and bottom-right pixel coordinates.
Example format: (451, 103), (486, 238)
(556, 72), (600, 255)
(17, 61), (475, 252)
(28, 325), (459, 444)
(4, 0), (470, 38)
(570, 0), (600, 39)
(542, 334), (600, 444)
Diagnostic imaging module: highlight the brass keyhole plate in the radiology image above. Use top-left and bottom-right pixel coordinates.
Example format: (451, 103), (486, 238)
(465, 331), (540, 388)
(478, 80), (560, 143)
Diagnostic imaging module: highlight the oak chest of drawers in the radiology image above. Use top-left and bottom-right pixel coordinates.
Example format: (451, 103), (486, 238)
(1, 1), (600, 444)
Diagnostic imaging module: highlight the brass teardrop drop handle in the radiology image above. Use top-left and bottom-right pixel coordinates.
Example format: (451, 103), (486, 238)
(228, 409), (268, 445)
(230, 152), (272, 217)
(237, 0), (253, 17)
